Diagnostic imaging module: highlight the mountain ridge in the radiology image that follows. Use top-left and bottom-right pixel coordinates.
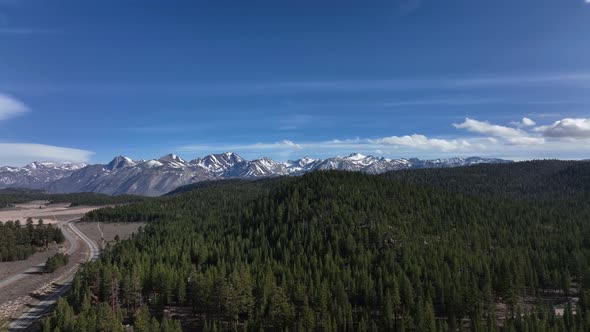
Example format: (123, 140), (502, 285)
(0, 153), (510, 196)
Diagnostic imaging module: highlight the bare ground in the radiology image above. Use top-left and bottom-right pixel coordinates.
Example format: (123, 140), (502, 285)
(0, 203), (100, 224)
(74, 221), (145, 250)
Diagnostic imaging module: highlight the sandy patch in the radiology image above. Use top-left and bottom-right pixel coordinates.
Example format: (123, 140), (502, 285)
(0, 203), (100, 224)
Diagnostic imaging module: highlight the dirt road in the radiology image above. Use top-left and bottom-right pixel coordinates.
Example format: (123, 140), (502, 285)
(0, 218), (79, 291)
(7, 220), (100, 331)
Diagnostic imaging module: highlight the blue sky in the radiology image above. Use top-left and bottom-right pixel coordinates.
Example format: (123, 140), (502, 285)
(0, 0), (590, 165)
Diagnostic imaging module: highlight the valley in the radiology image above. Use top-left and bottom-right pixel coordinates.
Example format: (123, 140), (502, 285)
(0, 202), (143, 331)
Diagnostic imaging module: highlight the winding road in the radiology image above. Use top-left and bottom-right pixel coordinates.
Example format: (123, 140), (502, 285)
(0, 218), (77, 290)
(7, 219), (100, 331)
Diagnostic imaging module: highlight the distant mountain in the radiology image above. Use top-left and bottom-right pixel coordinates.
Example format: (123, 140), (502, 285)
(0, 153), (510, 196)
(0, 162), (87, 190)
(191, 152), (245, 175)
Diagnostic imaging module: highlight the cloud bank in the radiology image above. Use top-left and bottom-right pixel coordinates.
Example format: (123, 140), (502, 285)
(453, 118), (545, 145)
(534, 118), (590, 139)
(0, 143), (94, 166)
(180, 116), (590, 161)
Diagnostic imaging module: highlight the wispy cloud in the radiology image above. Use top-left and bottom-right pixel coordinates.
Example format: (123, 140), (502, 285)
(278, 114), (316, 131)
(296, 98), (590, 109)
(7, 72), (590, 96)
(299, 97), (500, 108)
(0, 28), (59, 35)
(394, 0), (423, 16)
(374, 135), (476, 152)
(245, 73), (590, 95)
(444, 73), (590, 88)
(120, 123), (222, 133)
(0, 143), (94, 166)
(0, 94), (94, 165)
(0, 93), (28, 120)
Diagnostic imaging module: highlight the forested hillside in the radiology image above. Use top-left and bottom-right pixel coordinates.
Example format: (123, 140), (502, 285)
(0, 218), (65, 261)
(43, 162), (590, 331)
(0, 188), (147, 208)
(384, 160), (590, 204)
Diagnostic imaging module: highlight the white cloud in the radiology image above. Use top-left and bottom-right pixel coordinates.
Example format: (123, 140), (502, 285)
(181, 135), (483, 160)
(178, 116), (590, 161)
(372, 134), (472, 152)
(511, 117), (536, 127)
(522, 117), (536, 126)
(0, 93), (28, 120)
(0, 143), (94, 166)
(506, 136), (545, 145)
(279, 140), (302, 149)
(534, 118), (590, 139)
(453, 118), (525, 137)
(454, 117), (544, 146)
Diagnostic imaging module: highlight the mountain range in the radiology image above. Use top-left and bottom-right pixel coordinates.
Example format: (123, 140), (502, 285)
(0, 162), (87, 190)
(0, 153), (510, 196)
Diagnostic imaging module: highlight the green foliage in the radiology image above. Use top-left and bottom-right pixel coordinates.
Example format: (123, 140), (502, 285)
(45, 252), (69, 273)
(47, 163), (590, 330)
(384, 160), (590, 204)
(0, 218), (65, 261)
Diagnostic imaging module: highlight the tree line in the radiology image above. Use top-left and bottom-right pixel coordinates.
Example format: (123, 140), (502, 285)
(0, 218), (65, 261)
(0, 188), (147, 208)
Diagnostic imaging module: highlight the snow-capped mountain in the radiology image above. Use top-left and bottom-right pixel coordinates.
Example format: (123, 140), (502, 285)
(0, 162), (87, 189)
(106, 156), (137, 171)
(0, 153), (510, 196)
(191, 152), (245, 174)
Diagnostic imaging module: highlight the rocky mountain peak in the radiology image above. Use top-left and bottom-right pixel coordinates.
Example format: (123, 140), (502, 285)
(106, 156), (135, 171)
(159, 154), (186, 164)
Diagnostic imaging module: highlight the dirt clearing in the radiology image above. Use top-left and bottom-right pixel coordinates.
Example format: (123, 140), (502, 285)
(74, 221), (145, 249)
(0, 202), (100, 224)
